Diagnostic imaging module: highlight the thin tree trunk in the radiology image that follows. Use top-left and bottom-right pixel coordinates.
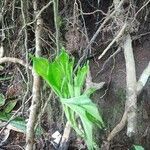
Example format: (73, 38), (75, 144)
(25, 0), (43, 149)
(58, 122), (71, 150)
(124, 34), (137, 137)
(53, 0), (59, 54)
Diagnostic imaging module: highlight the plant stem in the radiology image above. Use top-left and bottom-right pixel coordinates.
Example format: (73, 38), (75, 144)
(53, 0), (60, 54)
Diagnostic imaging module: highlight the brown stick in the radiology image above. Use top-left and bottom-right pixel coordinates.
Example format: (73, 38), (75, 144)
(98, 23), (127, 60)
(105, 61), (150, 144)
(0, 57), (32, 69)
(58, 122), (71, 150)
(137, 62), (150, 95)
(25, 0), (43, 149)
(124, 34), (137, 137)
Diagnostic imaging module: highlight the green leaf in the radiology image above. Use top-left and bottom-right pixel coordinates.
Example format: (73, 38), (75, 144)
(0, 93), (5, 107)
(84, 87), (97, 97)
(61, 95), (104, 149)
(80, 115), (94, 150)
(32, 48), (104, 149)
(61, 94), (104, 128)
(4, 100), (18, 113)
(32, 56), (50, 79)
(0, 112), (25, 132)
(9, 117), (27, 133)
(32, 50), (75, 98)
(64, 105), (83, 137)
(0, 112), (42, 135)
(74, 64), (88, 96)
(133, 145), (144, 150)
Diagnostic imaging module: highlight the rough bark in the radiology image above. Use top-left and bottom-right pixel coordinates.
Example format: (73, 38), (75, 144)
(53, 0), (59, 54)
(137, 62), (150, 95)
(58, 122), (71, 150)
(25, 0), (43, 149)
(123, 34), (137, 137)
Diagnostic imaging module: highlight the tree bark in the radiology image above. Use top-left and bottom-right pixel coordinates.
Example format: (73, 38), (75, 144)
(124, 34), (137, 137)
(25, 0), (43, 149)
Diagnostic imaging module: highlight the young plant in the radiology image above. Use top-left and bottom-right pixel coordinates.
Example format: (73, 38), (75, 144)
(133, 145), (144, 150)
(32, 48), (104, 149)
(0, 93), (26, 133)
(0, 93), (42, 135)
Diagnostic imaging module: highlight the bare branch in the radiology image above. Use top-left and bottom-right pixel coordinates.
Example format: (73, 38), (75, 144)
(26, 1), (53, 27)
(85, 0), (125, 50)
(134, 0), (150, 19)
(26, 0), (43, 149)
(137, 62), (150, 95)
(98, 23), (127, 60)
(107, 110), (128, 142)
(53, 0), (60, 54)
(0, 57), (32, 69)
(75, 0), (126, 70)
(58, 122), (71, 150)
(124, 34), (137, 137)
(106, 61), (150, 143)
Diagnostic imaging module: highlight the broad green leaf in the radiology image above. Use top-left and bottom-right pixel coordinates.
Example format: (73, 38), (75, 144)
(4, 100), (17, 113)
(0, 112), (25, 131)
(0, 93), (5, 107)
(61, 94), (104, 128)
(83, 104), (104, 127)
(32, 49), (104, 149)
(64, 102), (96, 149)
(61, 95), (104, 149)
(75, 64), (88, 89)
(68, 83), (74, 97)
(0, 112), (8, 121)
(0, 112), (42, 135)
(32, 56), (49, 79)
(32, 50), (75, 98)
(133, 145), (144, 150)
(9, 117), (27, 133)
(84, 87), (97, 97)
(64, 105), (83, 137)
(47, 62), (64, 95)
(80, 115), (94, 150)
(74, 64), (88, 96)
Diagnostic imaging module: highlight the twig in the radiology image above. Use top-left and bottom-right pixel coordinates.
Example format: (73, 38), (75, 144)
(20, 0), (30, 115)
(80, 9), (107, 16)
(0, 95), (32, 135)
(58, 121), (71, 150)
(85, 0), (125, 50)
(53, 0), (59, 54)
(25, 1), (53, 27)
(74, 0), (125, 71)
(137, 62), (150, 95)
(35, 91), (53, 130)
(0, 3), (5, 58)
(96, 47), (121, 76)
(105, 61), (150, 144)
(86, 69), (105, 91)
(11, 1), (53, 51)
(103, 34), (137, 147)
(0, 44), (4, 58)
(124, 34), (137, 137)
(0, 57), (32, 69)
(107, 110), (128, 142)
(134, 0), (150, 19)
(98, 23), (127, 59)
